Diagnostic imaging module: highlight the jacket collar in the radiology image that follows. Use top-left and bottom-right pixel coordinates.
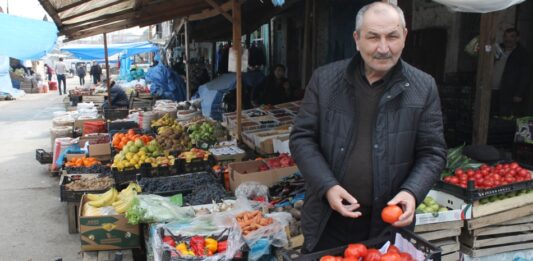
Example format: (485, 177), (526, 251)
(343, 53), (406, 90)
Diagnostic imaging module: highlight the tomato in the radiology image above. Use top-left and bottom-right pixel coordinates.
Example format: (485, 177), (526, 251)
(511, 162), (519, 169)
(345, 243), (367, 259)
(483, 179), (494, 187)
(450, 177), (459, 184)
(387, 245), (400, 254)
(320, 256), (337, 261)
(398, 252), (414, 261)
(382, 205), (403, 224)
(343, 258), (358, 261)
(506, 176), (515, 183)
(381, 252), (401, 261)
(520, 169), (529, 177)
(455, 169), (464, 176)
(364, 249), (382, 261)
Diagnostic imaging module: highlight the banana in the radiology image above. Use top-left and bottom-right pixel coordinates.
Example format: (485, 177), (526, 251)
(86, 192), (103, 201)
(88, 188), (117, 207)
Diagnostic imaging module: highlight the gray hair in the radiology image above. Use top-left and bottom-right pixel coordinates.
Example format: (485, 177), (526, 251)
(355, 2), (406, 33)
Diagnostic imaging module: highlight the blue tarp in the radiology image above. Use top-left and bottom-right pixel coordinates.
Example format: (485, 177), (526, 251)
(0, 13), (58, 60)
(146, 63), (186, 102)
(61, 41), (159, 60)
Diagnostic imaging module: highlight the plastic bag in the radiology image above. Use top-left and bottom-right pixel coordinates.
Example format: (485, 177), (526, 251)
(155, 211), (245, 261)
(464, 36), (479, 57)
(52, 114), (75, 127)
(235, 182), (270, 203)
(51, 137), (77, 170)
(125, 194), (195, 225)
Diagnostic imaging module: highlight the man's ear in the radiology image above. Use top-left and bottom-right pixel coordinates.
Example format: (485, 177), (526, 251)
(354, 31), (360, 51)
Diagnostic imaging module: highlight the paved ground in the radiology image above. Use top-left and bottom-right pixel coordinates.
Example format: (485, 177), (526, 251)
(0, 77), (82, 260)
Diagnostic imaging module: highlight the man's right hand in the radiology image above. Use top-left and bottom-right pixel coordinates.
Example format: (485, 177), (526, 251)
(326, 185), (361, 218)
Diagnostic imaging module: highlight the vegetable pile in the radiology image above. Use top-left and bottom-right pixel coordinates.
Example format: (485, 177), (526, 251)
(65, 156), (101, 168)
(236, 210), (273, 236)
(164, 235), (228, 258)
(320, 244), (414, 261)
(266, 153), (295, 169)
(442, 162), (531, 189)
(111, 129), (153, 150)
(65, 176), (114, 191)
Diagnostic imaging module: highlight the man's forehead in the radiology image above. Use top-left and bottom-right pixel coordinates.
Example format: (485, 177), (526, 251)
(363, 24), (403, 35)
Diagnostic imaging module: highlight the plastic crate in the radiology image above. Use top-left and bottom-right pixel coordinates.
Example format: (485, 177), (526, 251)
(112, 163), (152, 185)
(104, 108), (129, 121)
(64, 165), (111, 175)
(60, 175), (113, 202)
(282, 227), (441, 261)
(176, 155), (216, 174)
(36, 149), (52, 164)
(434, 162), (533, 202)
(107, 121), (139, 132)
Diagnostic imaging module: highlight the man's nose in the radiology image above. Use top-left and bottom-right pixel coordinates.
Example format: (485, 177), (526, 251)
(377, 38), (389, 53)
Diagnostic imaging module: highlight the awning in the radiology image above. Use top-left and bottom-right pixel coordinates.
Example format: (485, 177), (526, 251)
(39, 0), (295, 41)
(432, 0), (526, 13)
(0, 13), (58, 60)
(60, 41), (158, 60)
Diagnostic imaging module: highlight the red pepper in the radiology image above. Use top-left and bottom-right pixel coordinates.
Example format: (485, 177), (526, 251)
(218, 240), (228, 253)
(190, 236), (206, 256)
(162, 236), (175, 247)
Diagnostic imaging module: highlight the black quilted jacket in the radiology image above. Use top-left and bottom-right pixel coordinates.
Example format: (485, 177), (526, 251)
(289, 55), (447, 252)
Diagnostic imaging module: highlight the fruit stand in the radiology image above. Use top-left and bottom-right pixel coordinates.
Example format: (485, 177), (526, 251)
(35, 90), (533, 261)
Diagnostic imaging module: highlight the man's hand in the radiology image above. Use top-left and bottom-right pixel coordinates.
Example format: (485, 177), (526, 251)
(326, 185), (361, 218)
(388, 190), (416, 227)
(513, 96), (523, 103)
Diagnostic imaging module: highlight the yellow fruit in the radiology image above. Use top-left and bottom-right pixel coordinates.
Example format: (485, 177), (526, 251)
(135, 164), (141, 169)
(125, 153), (133, 160)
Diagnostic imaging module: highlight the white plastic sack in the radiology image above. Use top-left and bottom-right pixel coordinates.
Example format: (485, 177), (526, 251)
(432, 0), (525, 13)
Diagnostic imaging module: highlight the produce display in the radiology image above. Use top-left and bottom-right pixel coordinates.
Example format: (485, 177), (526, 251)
(442, 162), (531, 189)
(83, 183), (142, 216)
(65, 156), (101, 168)
(151, 114), (177, 128)
(112, 129), (154, 150)
(138, 172), (217, 195)
(320, 244), (414, 261)
(236, 210), (273, 236)
(64, 164), (110, 174)
(415, 196), (448, 214)
(184, 182), (229, 206)
(64, 176), (114, 191)
(125, 194), (195, 224)
(188, 122), (217, 146)
(266, 153), (295, 169)
(155, 123), (192, 152)
(479, 189), (533, 204)
(164, 235), (228, 258)
(112, 139), (174, 170)
(442, 145), (481, 175)
(178, 148), (211, 163)
(381, 205), (403, 224)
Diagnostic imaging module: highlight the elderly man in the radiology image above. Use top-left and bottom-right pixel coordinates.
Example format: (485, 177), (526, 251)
(289, 2), (446, 252)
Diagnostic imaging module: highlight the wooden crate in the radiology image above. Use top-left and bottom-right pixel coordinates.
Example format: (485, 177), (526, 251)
(67, 201), (80, 234)
(83, 95), (105, 103)
(465, 203), (533, 230)
(460, 210), (533, 258)
(415, 220), (463, 259)
(82, 250), (133, 261)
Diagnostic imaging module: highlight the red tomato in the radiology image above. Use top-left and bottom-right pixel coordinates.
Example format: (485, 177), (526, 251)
(511, 162), (519, 169)
(345, 244), (368, 259)
(343, 258), (358, 261)
(364, 249), (382, 261)
(387, 245), (400, 254)
(398, 252), (413, 261)
(450, 177), (459, 184)
(320, 256), (337, 261)
(382, 205), (403, 224)
(335, 257), (344, 261)
(381, 252), (401, 261)
(162, 236), (175, 247)
(455, 169), (464, 176)
(520, 169), (529, 177)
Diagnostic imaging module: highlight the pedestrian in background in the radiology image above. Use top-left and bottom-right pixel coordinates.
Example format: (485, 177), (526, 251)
(90, 61), (102, 84)
(55, 58), (67, 95)
(77, 64), (86, 86)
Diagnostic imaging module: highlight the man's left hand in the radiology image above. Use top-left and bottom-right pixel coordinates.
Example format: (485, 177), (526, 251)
(513, 96), (523, 103)
(387, 191), (416, 227)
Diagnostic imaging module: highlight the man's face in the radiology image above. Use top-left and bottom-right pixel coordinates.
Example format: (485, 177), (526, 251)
(354, 5), (407, 74)
(503, 31), (518, 49)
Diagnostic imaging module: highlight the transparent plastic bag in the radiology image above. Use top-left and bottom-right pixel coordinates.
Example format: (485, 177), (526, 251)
(155, 212), (245, 261)
(235, 182), (269, 203)
(126, 194), (195, 225)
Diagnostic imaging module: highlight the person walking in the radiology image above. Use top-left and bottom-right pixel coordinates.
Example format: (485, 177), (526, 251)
(77, 65), (86, 86)
(90, 61), (102, 84)
(55, 58), (67, 95)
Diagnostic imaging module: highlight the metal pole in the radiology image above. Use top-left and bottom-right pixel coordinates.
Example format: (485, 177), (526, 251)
(184, 18), (191, 101)
(104, 33), (112, 107)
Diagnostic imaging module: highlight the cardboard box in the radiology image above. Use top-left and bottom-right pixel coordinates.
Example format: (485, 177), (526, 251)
(415, 190), (468, 225)
(88, 143), (111, 162)
(228, 160), (298, 192)
(79, 195), (140, 251)
(78, 133), (110, 148)
(66, 153), (86, 161)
